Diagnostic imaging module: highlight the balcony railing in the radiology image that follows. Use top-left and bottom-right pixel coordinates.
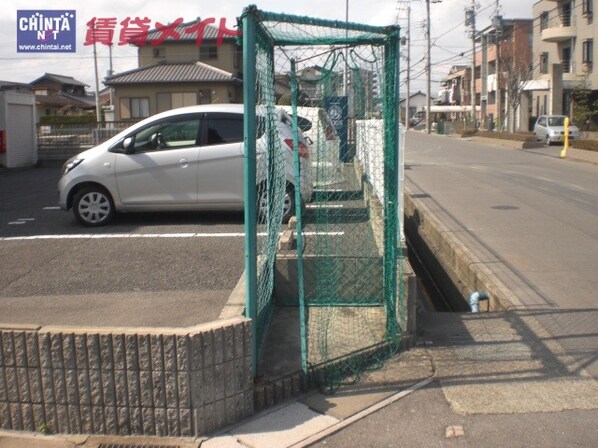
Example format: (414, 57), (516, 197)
(541, 9), (577, 42)
(540, 8), (576, 30)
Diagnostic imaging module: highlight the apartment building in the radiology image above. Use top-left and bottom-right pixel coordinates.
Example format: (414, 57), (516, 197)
(529, 0), (596, 118)
(440, 19), (532, 131)
(476, 18), (533, 131)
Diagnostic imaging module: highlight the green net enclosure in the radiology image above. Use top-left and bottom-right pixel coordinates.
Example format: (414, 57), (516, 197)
(242, 5), (406, 390)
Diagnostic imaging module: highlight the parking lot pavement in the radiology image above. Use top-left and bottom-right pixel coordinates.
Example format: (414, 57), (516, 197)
(0, 166), (245, 328)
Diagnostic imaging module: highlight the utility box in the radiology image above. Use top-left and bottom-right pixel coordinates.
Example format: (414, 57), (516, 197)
(0, 91), (37, 168)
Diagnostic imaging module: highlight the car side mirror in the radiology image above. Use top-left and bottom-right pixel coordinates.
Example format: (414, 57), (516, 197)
(123, 137), (134, 153)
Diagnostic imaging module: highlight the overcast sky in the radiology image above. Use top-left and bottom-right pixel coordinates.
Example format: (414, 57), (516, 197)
(3, 0), (534, 95)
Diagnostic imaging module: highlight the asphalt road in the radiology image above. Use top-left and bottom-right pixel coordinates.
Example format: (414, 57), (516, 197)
(0, 167), (245, 328)
(403, 132), (598, 378)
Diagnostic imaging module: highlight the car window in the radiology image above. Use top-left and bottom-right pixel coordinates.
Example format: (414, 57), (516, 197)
(132, 117), (200, 152)
(538, 117), (546, 126)
(548, 116), (565, 126)
(205, 115), (244, 145)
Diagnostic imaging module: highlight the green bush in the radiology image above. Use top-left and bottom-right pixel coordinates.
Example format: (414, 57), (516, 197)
(39, 115), (97, 125)
(459, 128), (478, 137)
(476, 131), (536, 142)
(571, 139), (598, 152)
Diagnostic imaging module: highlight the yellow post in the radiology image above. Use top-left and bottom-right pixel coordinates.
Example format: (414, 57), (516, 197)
(560, 116), (569, 158)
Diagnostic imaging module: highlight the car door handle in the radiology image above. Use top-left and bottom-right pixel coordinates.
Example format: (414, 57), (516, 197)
(179, 158), (189, 168)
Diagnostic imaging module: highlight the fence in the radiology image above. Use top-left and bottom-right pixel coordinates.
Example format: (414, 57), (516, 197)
(242, 7), (406, 390)
(37, 121), (136, 149)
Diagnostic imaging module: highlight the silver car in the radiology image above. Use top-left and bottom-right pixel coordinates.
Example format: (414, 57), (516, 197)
(534, 115), (580, 145)
(58, 104), (313, 226)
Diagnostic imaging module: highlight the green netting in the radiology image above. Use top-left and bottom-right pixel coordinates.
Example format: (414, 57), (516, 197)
(242, 6), (405, 390)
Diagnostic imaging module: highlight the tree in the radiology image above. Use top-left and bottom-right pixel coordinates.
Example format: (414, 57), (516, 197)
(501, 55), (534, 133)
(571, 69), (598, 133)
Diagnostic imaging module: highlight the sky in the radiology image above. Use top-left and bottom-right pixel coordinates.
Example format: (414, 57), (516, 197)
(3, 0), (535, 95)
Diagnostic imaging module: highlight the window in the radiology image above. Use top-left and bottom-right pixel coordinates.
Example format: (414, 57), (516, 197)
(562, 47), (572, 73)
(156, 92), (197, 113)
(199, 46), (218, 60)
(540, 12), (549, 31)
(199, 89), (212, 104)
(131, 117), (200, 152)
(561, 2), (572, 26)
(205, 114), (243, 145)
(152, 47), (165, 58)
(540, 52), (549, 74)
(582, 0), (593, 15)
(119, 97), (149, 119)
(583, 39), (594, 69)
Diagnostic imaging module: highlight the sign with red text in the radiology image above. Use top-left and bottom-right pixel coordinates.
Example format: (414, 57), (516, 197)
(84, 17), (240, 47)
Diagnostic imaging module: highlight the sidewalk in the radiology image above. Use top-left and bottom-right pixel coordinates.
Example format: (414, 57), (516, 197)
(2, 140), (597, 448)
(466, 134), (598, 165)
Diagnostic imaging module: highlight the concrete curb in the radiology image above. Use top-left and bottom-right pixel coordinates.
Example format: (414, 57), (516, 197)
(0, 431), (203, 448)
(286, 377), (434, 448)
(466, 135), (545, 150)
(404, 185), (521, 311)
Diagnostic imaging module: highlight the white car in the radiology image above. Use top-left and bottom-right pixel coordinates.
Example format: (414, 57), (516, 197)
(281, 106), (343, 187)
(58, 104), (313, 226)
(533, 115), (580, 145)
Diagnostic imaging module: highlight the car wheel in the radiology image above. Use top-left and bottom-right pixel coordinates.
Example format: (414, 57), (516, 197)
(73, 186), (115, 227)
(256, 182), (295, 224)
(281, 183), (295, 224)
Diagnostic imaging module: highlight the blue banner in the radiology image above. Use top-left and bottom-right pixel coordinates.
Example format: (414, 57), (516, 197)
(324, 96), (348, 162)
(17, 10), (76, 53)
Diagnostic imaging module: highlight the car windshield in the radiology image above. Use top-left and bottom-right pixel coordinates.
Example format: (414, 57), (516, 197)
(547, 116), (565, 126)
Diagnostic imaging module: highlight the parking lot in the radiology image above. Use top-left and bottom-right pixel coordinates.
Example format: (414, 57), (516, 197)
(0, 166), (245, 328)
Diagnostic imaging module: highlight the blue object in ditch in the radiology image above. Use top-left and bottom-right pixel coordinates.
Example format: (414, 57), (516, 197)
(469, 291), (490, 312)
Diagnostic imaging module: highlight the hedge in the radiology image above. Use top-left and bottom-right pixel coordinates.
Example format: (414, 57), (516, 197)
(571, 139), (598, 152)
(476, 131), (537, 142)
(39, 115), (97, 125)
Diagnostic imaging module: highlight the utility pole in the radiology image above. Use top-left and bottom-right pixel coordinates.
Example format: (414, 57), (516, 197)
(466, 2), (477, 126)
(92, 24), (101, 123)
(425, 0), (431, 133)
(108, 44), (114, 107)
(405, 5), (411, 128)
(494, 1), (503, 131)
(481, 33), (488, 128)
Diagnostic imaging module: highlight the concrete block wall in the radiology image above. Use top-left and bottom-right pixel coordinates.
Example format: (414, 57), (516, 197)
(0, 318), (253, 436)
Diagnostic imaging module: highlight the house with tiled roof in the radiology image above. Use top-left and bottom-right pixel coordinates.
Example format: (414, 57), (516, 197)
(105, 18), (243, 120)
(29, 73), (96, 120)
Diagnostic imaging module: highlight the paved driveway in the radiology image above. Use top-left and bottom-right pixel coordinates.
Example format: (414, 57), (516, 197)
(0, 167), (245, 328)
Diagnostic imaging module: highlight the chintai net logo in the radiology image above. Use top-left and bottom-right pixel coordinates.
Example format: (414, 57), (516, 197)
(17, 10), (76, 53)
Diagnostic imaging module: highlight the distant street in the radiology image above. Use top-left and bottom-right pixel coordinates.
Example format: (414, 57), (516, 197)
(404, 131), (598, 377)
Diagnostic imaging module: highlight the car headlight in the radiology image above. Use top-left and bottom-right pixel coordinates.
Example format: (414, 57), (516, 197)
(61, 157), (84, 176)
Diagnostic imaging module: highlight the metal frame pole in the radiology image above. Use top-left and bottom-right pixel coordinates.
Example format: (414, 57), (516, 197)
(290, 59), (309, 385)
(242, 9), (258, 375)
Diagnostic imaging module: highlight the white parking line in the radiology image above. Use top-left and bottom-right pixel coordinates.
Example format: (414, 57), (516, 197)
(305, 204), (345, 209)
(43, 206), (61, 210)
(8, 218), (35, 225)
(0, 231), (345, 241)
